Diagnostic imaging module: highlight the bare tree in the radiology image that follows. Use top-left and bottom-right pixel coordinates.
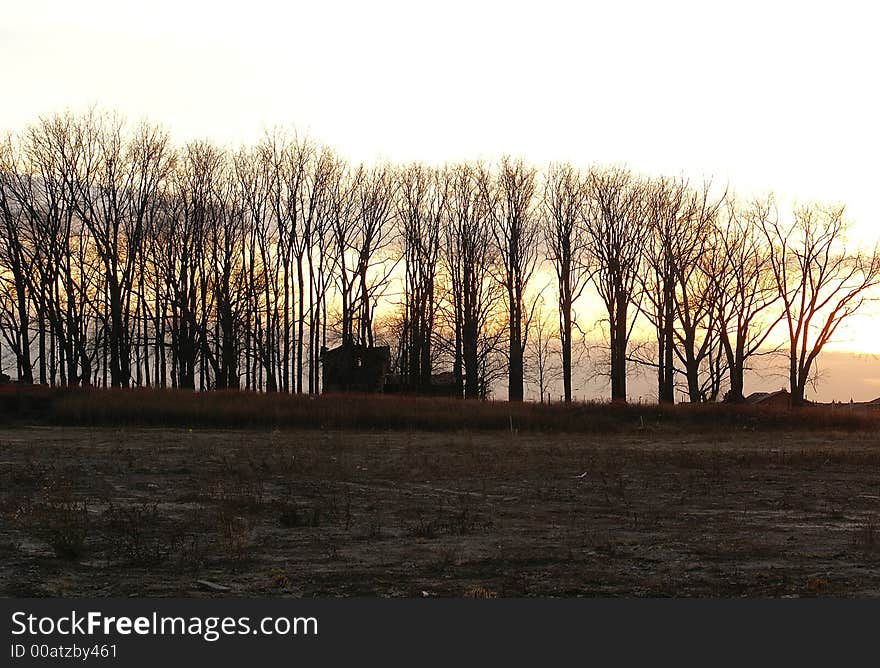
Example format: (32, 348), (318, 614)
(236, 145), (279, 391)
(489, 158), (539, 402)
(68, 113), (171, 388)
(0, 135), (35, 383)
(637, 176), (690, 403)
(327, 164), (397, 348)
(444, 164), (504, 398)
(262, 131), (296, 393)
(204, 155), (247, 390)
(713, 196), (783, 402)
(290, 139), (327, 394)
(306, 148), (338, 393)
(542, 163), (590, 402)
(760, 203), (880, 405)
(4, 107), (880, 407)
(669, 182), (726, 402)
(159, 141), (219, 389)
(525, 296), (562, 403)
(2, 114), (102, 387)
(326, 161), (359, 346)
(583, 167), (647, 402)
(353, 166), (398, 347)
(396, 164), (446, 390)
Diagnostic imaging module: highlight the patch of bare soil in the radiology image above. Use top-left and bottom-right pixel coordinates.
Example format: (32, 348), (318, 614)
(1, 426), (879, 597)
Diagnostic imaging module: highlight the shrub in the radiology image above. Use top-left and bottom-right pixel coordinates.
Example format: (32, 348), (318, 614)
(16, 497), (90, 560)
(2, 385), (877, 434)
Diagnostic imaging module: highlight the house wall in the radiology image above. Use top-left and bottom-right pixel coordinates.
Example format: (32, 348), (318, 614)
(321, 345), (389, 393)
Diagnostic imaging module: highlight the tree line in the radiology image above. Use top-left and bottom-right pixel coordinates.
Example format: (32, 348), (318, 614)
(0, 111), (877, 405)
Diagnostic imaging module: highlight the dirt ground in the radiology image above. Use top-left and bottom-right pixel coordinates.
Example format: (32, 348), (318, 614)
(1, 425), (879, 598)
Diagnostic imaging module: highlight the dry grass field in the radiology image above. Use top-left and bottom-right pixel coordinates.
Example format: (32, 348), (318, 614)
(2, 390), (880, 598)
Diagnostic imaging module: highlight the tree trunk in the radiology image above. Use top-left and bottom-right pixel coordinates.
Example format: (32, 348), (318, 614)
(507, 280), (524, 402)
(611, 295), (628, 402)
(660, 278), (675, 403)
(561, 278), (572, 403)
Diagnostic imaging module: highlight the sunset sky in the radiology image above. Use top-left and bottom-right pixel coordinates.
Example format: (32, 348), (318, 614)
(2, 0), (879, 398)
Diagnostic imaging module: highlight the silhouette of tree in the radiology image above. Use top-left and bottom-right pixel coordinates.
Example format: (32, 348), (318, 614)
(760, 203), (880, 405)
(670, 182), (726, 402)
(444, 164), (504, 398)
(525, 297), (563, 403)
(638, 176), (690, 403)
(712, 196), (783, 402)
(1, 109), (878, 405)
(542, 163), (590, 402)
(396, 164), (446, 390)
(489, 158), (539, 402)
(583, 167), (647, 402)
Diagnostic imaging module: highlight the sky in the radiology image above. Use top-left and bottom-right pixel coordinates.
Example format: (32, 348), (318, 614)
(2, 0), (879, 399)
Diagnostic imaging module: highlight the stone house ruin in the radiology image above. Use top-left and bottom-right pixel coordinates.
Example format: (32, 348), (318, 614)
(745, 389), (792, 408)
(320, 343), (460, 396)
(320, 343), (391, 393)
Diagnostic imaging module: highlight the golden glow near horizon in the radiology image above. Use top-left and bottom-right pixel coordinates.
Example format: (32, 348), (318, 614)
(2, 0), (880, 372)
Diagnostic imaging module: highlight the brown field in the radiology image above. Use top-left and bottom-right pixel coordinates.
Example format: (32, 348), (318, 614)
(2, 392), (880, 598)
